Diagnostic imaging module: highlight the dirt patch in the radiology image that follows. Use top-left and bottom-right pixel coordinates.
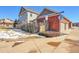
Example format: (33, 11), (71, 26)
(65, 39), (79, 45)
(38, 32), (66, 37)
(47, 42), (61, 47)
(12, 41), (24, 47)
(65, 39), (75, 42)
(63, 39), (79, 53)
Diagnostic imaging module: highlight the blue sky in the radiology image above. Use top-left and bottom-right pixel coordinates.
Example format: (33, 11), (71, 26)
(0, 6), (79, 23)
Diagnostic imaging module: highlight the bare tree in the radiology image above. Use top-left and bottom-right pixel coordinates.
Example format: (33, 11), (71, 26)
(13, 19), (18, 28)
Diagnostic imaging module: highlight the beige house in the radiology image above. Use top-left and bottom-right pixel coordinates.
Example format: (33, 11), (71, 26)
(0, 18), (14, 28)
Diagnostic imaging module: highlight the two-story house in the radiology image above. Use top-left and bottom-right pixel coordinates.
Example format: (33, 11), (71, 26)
(16, 7), (39, 33)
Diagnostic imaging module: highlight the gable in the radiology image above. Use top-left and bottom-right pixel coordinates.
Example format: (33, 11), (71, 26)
(64, 17), (72, 23)
(60, 18), (70, 23)
(38, 8), (58, 17)
(19, 7), (27, 16)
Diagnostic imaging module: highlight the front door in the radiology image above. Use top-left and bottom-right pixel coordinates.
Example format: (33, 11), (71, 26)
(39, 22), (45, 32)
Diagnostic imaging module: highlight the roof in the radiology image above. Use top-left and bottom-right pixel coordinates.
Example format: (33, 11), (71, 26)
(38, 8), (59, 16)
(36, 8), (62, 19)
(19, 7), (72, 23)
(60, 16), (72, 23)
(19, 7), (39, 15)
(63, 16), (72, 23)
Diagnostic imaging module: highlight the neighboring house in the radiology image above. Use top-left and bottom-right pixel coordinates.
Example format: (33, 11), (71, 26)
(0, 18), (14, 28)
(73, 22), (79, 27)
(37, 8), (72, 32)
(16, 7), (39, 33)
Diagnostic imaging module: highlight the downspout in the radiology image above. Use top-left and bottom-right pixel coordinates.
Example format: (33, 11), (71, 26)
(59, 15), (61, 32)
(45, 15), (48, 31)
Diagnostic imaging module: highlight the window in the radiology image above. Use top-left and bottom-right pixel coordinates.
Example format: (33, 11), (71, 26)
(30, 13), (32, 17)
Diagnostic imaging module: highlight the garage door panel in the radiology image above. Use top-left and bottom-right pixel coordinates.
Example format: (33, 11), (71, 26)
(60, 23), (69, 32)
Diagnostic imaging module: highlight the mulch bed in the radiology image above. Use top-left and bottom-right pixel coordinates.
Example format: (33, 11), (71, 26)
(38, 31), (65, 37)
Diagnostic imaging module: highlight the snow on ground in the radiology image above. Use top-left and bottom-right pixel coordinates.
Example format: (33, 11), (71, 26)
(0, 28), (72, 40)
(0, 29), (41, 40)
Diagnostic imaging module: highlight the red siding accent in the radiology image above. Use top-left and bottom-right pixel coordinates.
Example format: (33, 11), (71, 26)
(48, 15), (59, 31)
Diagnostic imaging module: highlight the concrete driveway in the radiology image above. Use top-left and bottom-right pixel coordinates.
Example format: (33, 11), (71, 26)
(54, 27), (79, 53)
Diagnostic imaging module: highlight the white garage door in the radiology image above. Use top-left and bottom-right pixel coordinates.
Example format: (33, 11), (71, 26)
(60, 23), (65, 32)
(60, 23), (68, 32)
(66, 24), (68, 30)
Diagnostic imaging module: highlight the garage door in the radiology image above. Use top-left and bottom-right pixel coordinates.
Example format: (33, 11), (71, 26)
(60, 23), (65, 32)
(60, 23), (68, 32)
(66, 23), (68, 30)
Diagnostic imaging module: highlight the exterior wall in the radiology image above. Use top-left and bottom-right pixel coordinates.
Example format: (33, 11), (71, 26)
(28, 21), (38, 33)
(25, 12), (38, 32)
(69, 22), (72, 28)
(48, 15), (60, 32)
(27, 12), (38, 23)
